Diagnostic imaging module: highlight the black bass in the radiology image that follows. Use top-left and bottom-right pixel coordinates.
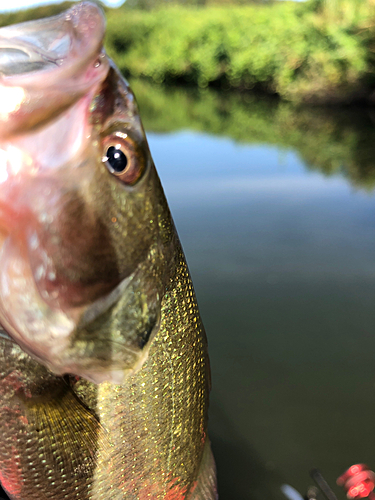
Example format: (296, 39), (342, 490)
(0, 3), (217, 499)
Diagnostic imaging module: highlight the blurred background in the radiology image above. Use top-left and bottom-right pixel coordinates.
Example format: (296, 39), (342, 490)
(1, 0), (375, 499)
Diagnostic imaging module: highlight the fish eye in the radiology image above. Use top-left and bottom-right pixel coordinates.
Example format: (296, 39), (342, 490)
(102, 132), (146, 185)
(105, 145), (128, 174)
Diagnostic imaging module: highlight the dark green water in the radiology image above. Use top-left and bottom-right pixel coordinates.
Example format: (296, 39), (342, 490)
(134, 81), (375, 500)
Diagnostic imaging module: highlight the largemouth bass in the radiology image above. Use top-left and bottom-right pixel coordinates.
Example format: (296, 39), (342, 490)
(0, 3), (217, 499)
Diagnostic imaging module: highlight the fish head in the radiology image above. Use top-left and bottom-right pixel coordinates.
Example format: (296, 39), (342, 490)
(0, 2), (173, 384)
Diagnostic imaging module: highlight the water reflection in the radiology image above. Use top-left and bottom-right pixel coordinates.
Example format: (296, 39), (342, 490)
(132, 79), (375, 190)
(133, 81), (375, 499)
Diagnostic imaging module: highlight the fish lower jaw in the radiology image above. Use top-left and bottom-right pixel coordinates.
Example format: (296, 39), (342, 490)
(0, 236), (157, 385)
(0, 237), (154, 384)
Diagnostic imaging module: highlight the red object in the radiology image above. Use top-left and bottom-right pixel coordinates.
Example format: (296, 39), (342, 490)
(337, 464), (375, 499)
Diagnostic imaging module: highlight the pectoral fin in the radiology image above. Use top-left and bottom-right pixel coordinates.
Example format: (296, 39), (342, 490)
(2, 377), (110, 500)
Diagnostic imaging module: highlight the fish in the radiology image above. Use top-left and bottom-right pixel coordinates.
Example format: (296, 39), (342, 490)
(0, 3), (217, 499)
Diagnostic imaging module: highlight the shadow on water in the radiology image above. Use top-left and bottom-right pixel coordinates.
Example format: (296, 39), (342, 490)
(209, 401), (289, 500)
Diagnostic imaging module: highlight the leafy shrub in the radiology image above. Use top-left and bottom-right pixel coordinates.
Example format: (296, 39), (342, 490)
(105, 3), (373, 102)
(0, 0), (373, 103)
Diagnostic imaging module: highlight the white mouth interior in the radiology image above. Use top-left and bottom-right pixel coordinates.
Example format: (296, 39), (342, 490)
(0, 2), (106, 80)
(0, 14), (73, 77)
(0, 39), (70, 76)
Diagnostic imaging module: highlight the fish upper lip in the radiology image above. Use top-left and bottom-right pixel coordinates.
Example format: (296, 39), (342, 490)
(0, 2), (106, 81)
(0, 2), (110, 138)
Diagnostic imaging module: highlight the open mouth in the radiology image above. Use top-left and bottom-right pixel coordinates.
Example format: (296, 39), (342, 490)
(0, 2), (112, 379)
(0, 3), (158, 385)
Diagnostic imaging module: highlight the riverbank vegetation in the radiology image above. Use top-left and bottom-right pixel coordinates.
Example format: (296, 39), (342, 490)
(105, 0), (375, 103)
(0, 0), (374, 103)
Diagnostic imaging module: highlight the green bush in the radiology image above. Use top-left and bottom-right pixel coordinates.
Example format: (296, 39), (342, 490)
(0, 0), (373, 102)
(104, 3), (373, 102)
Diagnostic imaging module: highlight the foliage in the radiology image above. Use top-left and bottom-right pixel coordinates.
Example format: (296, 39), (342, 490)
(124, 0), (272, 9)
(102, 2), (374, 103)
(130, 79), (375, 188)
(304, 0), (375, 26)
(0, 0), (373, 102)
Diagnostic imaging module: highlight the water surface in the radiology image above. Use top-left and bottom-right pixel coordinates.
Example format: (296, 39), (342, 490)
(135, 82), (375, 500)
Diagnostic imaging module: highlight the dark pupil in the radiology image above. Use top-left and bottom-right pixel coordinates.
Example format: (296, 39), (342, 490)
(106, 146), (128, 173)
